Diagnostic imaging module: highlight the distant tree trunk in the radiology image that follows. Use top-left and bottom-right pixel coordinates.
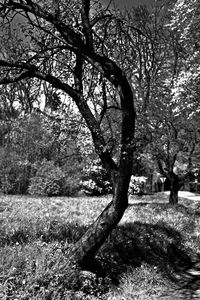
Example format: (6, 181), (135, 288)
(157, 159), (184, 205)
(169, 185), (179, 204)
(168, 173), (183, 205)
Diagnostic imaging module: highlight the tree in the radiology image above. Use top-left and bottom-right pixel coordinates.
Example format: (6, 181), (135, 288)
(149, 103), (200, 204)
(0, 0), (136, 266)
(0, 98), (91, 195)
(154, 0), (200, 203)
(118, 1), (200, 204)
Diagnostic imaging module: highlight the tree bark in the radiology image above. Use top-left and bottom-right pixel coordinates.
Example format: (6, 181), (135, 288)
(66, 76), (135, 266)
(169, 185), (179, 204)
(66, 186), (128, 267)
(65, 51), (135, 266)
(168, 173), (183, 205)
(156, 159), (184, 205)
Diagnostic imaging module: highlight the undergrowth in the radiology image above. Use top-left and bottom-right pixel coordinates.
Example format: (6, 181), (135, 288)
(0, 193), (199, 299)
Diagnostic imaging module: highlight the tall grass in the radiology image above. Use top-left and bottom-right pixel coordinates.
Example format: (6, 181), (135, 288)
(0, 193), (199, 299)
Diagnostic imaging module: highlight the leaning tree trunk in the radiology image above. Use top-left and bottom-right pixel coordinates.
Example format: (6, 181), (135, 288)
(66, 175), (130, 267)
(66, 55), (136, 267)
(66, 80), (135, 266)
(0, 0), (136, 268)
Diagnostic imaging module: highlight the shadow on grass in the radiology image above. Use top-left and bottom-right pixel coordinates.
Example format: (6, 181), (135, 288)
(96, 221), (197, 284)
(180, 267), (200, 299)
(1, 209), (199, 297)
(1, 216), (197, 274)
(0, 219), (88, 246)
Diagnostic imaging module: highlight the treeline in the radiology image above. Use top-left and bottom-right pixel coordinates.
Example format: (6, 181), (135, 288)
(0, 111), (114, 196)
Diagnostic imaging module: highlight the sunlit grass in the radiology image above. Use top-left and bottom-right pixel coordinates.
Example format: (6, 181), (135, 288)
(106, 264), (173, 300)
(0, 193), (199, 299)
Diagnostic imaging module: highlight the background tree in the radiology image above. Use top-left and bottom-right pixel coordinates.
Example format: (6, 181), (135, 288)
(148, 103), (200, 204)
(153, 0), (200, 203)
(117, 1), (200, 203)
(0, 76), (90, 195)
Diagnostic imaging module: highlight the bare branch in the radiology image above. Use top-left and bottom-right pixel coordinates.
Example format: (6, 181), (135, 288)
(73, 53), (118, 174)
(0, 70), (33, 84)
(3, 0), (83, 48)
(0, 59), (36, 70)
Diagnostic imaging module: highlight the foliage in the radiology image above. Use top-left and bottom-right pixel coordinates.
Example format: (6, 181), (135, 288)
(128, 175), (147, 195)
(81, 160), (112, 196)
(28, 160), (67, 196)
(0, 149), (31, 194)
(6, 113), (63, 163)
(169, 0), (200, 47)
(189, 182), (200, 194)
(124, 0), (200, 202)
(0, 110), (87, 195)
(28, 160), (81, 197)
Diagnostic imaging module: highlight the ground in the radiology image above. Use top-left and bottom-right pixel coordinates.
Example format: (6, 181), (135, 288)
(0, 191), (200, 299)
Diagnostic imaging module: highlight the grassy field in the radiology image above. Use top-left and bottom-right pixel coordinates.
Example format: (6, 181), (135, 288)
(0, 192), (200, 299)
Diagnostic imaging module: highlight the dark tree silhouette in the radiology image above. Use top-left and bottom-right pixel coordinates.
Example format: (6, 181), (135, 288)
(0, 0), (136, 266)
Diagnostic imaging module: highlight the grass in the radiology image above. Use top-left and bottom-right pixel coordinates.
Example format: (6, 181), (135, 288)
(0, 192), (200, 299)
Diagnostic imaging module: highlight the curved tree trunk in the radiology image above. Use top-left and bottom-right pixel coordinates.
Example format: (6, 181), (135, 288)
(67, 184), (129, 267)
(66, 95), (135, 266)
(0, 0), (136, 268)
(66, 15), (136, 265)
(66, 56), (136, 267)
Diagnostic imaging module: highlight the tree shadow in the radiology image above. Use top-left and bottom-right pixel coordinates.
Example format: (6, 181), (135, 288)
(1, 213), (199, 297)
(0, 218), (88, 246)
(177, 264), (200, 299)
(95, 221), (199, 289)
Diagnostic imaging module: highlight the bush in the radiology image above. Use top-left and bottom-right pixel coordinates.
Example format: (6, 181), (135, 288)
(81, 160), (112, 196)
(129, 176), (147, 195)
(61, 176), (81, 196)
(189, 182), (200, 193)
(0, 150), (31, 194)
(28, 160), (66, 196)
(29, 160), (82, 197)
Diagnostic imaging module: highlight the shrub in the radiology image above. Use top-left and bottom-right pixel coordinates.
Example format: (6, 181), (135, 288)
(29, 160), (82, 197)
(81, 160), (112, 196)
(128, 176), (147, 195)
(0, 150), (31, 194)
(28, 160), (66, 196)
(189, 182), (200, 193)
(61, 176), (80, 196)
